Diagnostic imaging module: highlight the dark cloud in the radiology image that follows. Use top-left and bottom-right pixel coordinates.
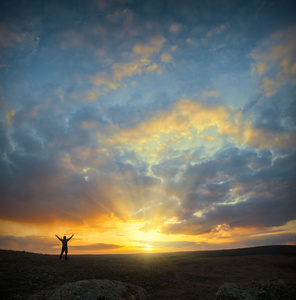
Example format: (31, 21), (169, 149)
(196, 232), (296, 251)
(0, 146), (111, 224)
(242, 232), (296, 247)
(161, 216), (212, 236)
(158, 148), (296, 235)
(0, 235), (56, 253)
(71, 243), (123, 251)
(152, 157), (186, 179)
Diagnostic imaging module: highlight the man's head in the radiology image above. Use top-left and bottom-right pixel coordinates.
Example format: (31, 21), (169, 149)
(63, 236), (66, 239)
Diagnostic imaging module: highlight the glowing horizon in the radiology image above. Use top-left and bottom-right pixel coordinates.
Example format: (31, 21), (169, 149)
(1, 0), (296, 255)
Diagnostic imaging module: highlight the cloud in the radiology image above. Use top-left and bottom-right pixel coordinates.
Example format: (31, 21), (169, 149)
(102, 99), (240, 148)
(1, 89), (294, 238)
(91, 36), (165, 93)
(206, 24), (227, 37)
(243, 127), (296, 150)
(202, 90), (219, 98)
(0, 22), (40, 65)
(194, 230), (296, 250)
(0, 102), (117, 225)
(146, 63), (158, 72)
(71, 243), (123, 251)
(158, 148), (296, 236)
(5, 110), (16, 125)
(161, 52), (172, 62)
(132, 36), (165, 59)
(112, 58), (151, 81)
(92, 73), (119, 90)
(0, 24), (31, 47)
(251, 26), (296, 97)
(0, 235), (56, 253)
(169, 23), (181, 33)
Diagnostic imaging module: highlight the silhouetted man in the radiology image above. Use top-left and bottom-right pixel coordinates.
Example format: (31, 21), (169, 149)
(56, 234), (74, 260)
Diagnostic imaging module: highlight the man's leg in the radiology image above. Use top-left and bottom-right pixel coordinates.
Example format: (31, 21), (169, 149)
(60, 248), (65, 260)
(65, 248), (68, 260)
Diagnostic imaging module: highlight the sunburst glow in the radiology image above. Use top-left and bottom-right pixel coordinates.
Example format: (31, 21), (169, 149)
(1, 0), (296, 254)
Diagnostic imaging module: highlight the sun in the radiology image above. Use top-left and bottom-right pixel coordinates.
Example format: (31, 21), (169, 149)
(144, 244), (153, 251)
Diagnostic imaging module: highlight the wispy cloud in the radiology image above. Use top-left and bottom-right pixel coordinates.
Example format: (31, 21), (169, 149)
(251, 27), (296, 97)
(206, 24), (227, 37)
(90, 36), (165, 97)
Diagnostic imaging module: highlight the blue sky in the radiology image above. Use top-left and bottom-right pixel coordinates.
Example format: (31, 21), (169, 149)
(0, 0), (296, 254)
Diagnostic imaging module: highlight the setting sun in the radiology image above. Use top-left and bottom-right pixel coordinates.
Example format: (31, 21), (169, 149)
(144, 244), (153, 251)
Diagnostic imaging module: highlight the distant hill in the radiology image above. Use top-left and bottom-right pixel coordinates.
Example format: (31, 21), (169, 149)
(190, 245), (296, 257)
(0, 244), (296, 258)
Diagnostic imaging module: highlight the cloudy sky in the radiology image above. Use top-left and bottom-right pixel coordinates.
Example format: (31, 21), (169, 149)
(1, 0), (296, 254)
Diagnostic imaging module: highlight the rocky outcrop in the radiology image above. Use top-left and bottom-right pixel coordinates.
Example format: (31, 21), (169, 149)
(216, 278), (288, 300)
(29, 279), (147, 300)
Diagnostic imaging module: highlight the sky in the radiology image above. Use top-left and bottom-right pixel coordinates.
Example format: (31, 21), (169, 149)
(0, 0), (296, 255)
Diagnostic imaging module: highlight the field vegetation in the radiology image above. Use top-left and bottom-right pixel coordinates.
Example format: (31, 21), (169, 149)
(1, 245), (296, 299)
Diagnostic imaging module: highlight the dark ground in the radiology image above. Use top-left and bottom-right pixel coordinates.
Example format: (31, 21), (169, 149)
(1, 245), (296, 299)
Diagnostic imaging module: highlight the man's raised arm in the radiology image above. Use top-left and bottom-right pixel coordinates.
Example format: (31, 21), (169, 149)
(67, 234), (74, 241)
(55, 235), (62, 241)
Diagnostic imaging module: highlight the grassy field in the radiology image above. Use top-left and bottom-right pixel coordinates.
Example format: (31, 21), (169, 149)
(1, 245), (296, 299)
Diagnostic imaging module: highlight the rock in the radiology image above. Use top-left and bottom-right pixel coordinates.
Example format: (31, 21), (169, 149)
(29, 279), (147, 300)
(216, 282), (252, 300)
(215, 278), (288, 300)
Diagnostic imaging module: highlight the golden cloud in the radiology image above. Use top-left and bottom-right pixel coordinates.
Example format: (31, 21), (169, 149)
(132, 36), (165, 58)
(113, 58), (150, 81)
(91, 37), (165, 93)
(95, 98), (294, 156)
(100, 100), (242, 150)
(147, 63), (158, 72)
(92, 73), (119, 90)
(251, 27), (296, 97)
